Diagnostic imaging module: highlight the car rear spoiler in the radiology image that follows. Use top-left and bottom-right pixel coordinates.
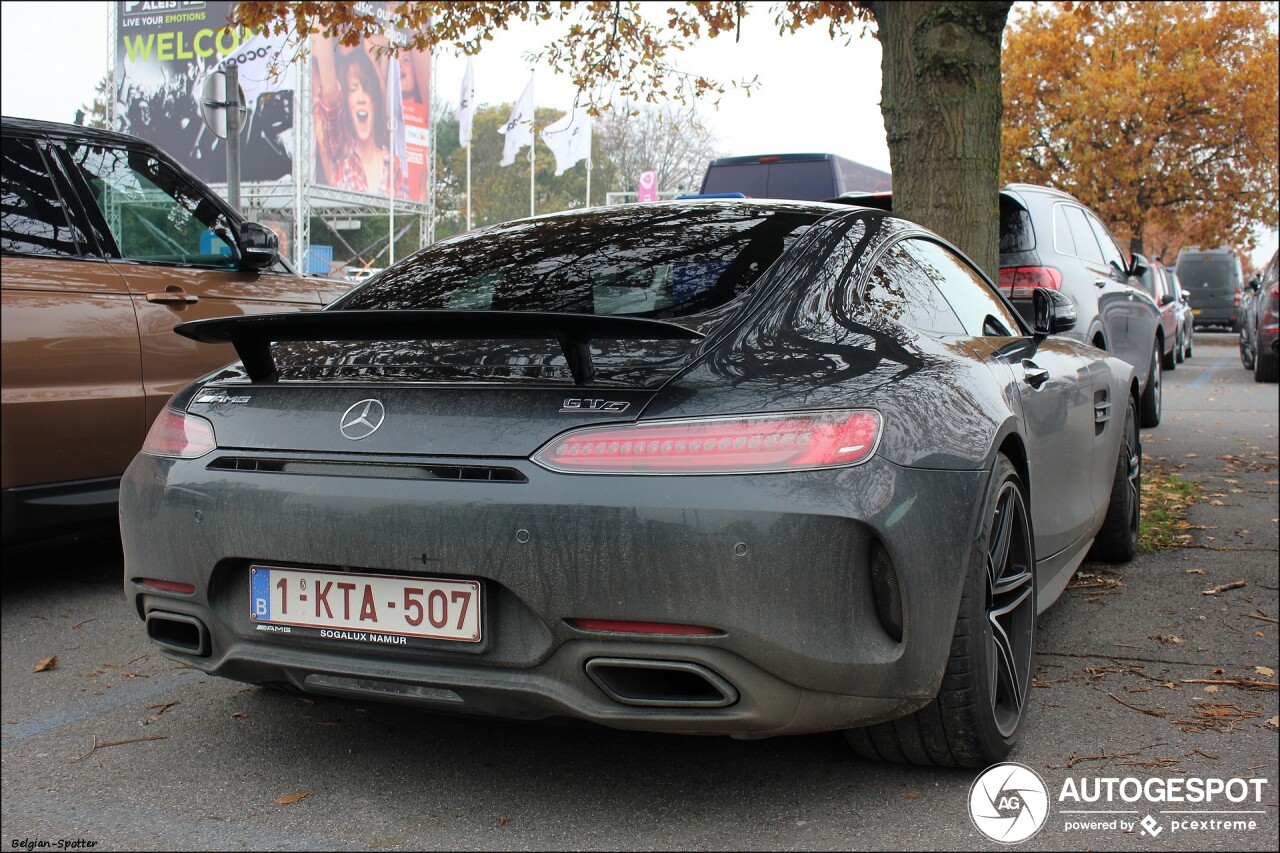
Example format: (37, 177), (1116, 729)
(175, 310), (705, 385)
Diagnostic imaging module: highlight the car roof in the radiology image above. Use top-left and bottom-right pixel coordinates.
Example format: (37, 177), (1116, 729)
(707, 153), (843, 166)
(1, 115), (160, 151)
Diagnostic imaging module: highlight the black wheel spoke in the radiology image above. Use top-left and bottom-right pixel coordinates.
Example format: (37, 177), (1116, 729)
(987, 494), (1014, 585)
(988, 614), (1024, 718)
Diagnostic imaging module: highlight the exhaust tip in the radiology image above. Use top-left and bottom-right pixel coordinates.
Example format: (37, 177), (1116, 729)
(145, 611), (210, 656)
(585, 658), (738, 708)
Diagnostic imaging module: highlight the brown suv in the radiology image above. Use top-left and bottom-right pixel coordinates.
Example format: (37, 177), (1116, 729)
(1, 117), (349, 543)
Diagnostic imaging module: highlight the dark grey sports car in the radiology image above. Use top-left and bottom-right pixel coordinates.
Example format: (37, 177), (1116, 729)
(121, 200), (1141, 768)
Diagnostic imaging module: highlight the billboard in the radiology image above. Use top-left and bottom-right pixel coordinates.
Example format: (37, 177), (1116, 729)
(310, 2), (430, 202)
(115, 1), (295, 184)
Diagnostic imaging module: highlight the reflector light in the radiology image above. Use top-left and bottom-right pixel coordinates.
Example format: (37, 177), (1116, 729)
(141, 408), (217, 459)
(533, 410), (882, 474)
(998, 266), (1063, 300)
(570, 619), (719, 636)
(140, 578), (197, 594)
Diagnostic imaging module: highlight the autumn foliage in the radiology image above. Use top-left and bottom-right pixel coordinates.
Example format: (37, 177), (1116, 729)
(1001, 1), (1279, 259)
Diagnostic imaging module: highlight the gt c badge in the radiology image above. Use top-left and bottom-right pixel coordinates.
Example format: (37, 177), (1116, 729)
(340, 399), (386, 440)
(561, 398), (630, 414)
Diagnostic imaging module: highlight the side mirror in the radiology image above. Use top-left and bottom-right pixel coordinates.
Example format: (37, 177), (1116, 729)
(1129, 253), (1149, 280)
(239, 222), (280, 270)
(1160, 292), (1176, 306)
(1032, 287), (1077, 337)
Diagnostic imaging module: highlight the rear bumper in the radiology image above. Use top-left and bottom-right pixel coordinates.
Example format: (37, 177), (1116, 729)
(121, 450), (987, 736)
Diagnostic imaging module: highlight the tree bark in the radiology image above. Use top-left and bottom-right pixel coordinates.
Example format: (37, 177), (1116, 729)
(868, 1), (1012, 280)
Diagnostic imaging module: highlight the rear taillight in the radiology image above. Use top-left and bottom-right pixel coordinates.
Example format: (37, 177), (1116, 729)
(533, 410), (881, 474)
(1234, 290), (1242, 307)
(141, 408), (216, 459)
(999, 266), (1063, 300)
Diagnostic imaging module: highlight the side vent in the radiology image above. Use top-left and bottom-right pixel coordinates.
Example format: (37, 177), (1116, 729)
(1093, 389), (1111, 436)
(869, 540), (904, 642)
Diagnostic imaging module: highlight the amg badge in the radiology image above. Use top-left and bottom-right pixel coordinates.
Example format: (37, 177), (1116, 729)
(561, 398), (630, 414)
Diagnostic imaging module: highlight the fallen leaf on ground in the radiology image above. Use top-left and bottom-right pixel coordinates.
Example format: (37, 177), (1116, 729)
(275, 792), (310, 806)
(1184, 569), (1205, 574)
(1256, 666), (1275, 677)
(33, 656), (58, 673)
(1204, 685), (1219, 693)
(230, 712), (247, 719)
(1154, 635), (1184, 645)
(1266, 717), (1279, 731)
(1202, 580), (1247, 596)
(901, 793), (923, 800)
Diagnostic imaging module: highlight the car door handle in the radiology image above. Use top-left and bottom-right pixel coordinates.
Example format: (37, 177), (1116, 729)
(145, 289), (199, 305)
(1094, 278), (1108, 288)
(1021, 359), (1049, 388)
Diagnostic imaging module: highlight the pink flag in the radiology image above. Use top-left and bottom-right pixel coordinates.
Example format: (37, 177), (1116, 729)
(637, 170), (657, 203)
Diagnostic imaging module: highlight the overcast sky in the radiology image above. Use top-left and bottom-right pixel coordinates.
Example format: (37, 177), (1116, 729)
(1, 0), (1274, 264)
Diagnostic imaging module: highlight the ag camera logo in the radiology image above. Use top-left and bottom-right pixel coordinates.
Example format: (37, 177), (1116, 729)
(969, 762), (1050, 843)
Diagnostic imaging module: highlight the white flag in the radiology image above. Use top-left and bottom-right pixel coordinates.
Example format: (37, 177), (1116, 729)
(385, 55), (407, 197)
(206, 29), (296, 108)
(498, 75), (534, 167)
(540, 109), (592, 176)
(458, 58), (476, 148)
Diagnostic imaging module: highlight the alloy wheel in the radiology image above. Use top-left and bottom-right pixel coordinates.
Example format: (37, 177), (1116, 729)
(985, 481), (1035, 739)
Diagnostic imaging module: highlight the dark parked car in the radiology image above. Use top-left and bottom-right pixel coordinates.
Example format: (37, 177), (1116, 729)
(122, 200), (1142, 768)
(0, 116), (349, 544)
(1139, 260), (1180, 371)
(1176, 247), (1244, 332)
(1239, 251), (1279, 382)
(1166, 264), (1194, 362)
(700, 153), (892, 201)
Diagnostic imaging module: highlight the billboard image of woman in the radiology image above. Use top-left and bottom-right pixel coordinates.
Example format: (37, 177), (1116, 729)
(311, 15), (429, 202)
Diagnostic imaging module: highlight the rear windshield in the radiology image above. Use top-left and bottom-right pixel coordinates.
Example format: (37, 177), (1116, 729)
(339, 204), (821, 319)
(1175, 256), (1239, 290)
(999, 195), (1035, 254)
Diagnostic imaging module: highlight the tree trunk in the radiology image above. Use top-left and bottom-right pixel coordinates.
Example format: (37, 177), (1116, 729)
(868, 1), (1012, 280)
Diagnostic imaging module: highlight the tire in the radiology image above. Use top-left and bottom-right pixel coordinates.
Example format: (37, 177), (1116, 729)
(1185, 329), (1193, 359)
(845, 455), (1035, 768)
(1175, 331), (1185, 363)
(1161, 336), (1176, 371)
(1256, 350), (1279, 383)
(1139, 346), (1161, 428)
(1088, 395), (1141, 563)
(1241, 334), (1256, 370)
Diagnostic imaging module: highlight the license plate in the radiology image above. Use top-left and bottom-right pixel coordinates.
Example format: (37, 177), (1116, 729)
(250, 566), (481, 644)
(1192, 308), (1202, 315)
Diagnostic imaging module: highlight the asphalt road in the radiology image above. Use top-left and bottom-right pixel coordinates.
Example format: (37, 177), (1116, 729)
(3, 333), (1277, 851)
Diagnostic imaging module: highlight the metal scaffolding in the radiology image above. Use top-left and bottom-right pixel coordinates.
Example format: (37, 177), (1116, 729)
(109, 17), (434, 281)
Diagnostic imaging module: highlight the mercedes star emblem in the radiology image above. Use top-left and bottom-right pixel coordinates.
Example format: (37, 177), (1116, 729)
(340, 399), (386, 440)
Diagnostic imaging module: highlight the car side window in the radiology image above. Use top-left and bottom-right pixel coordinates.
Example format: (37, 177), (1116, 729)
(1062, 205), (1105, 265)
(60, 142), (239, 269)
(861, 241), (965, 336)
(902, 239), (1022, 337)
(1052, 204), (1078, 256)
(0, 136), (85, 258)
(1085, 212), (1127, 272)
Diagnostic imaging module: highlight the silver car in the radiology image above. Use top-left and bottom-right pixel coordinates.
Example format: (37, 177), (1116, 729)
(998, 184), (1164, 427)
